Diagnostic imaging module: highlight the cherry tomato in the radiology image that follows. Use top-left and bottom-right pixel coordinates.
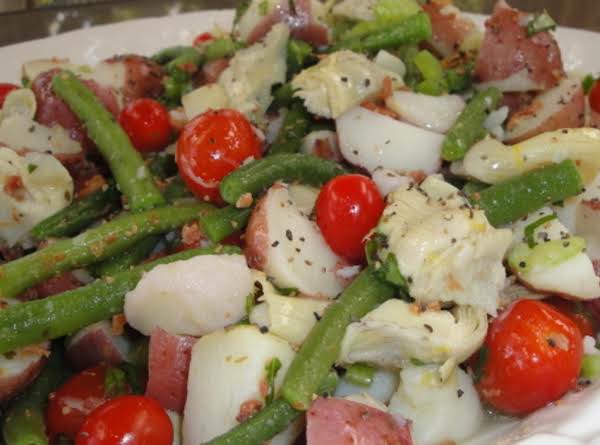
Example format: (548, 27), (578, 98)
(75, 396), (173, 445)
(119, 98), (172, 152)
(475, 299), (583, 416)
(547, 297), (598, 338)
(0, 83), (19, 107)
(47, 365), (112, 440)
(176, 109), (262, 203)
(316, 174), (385, 262)
(193, 32), (214, 46)
(590, 79), (600, 114)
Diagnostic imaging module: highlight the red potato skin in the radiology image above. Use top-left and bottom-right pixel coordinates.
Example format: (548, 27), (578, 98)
(306, 397), (413, 445)
(19, 271), (82, 302)
(505, 83), (585, 143)
(0, 343), (49, 403)
(65, 322), (128, 371)
(104, 55), (165, 103)
(422, 0), (476, 56)
(474, 1), (565, 90)
(244, 187), (272, 271)
(145, 328), (197, 413)
(591, 109), (600, 129)
(200, 58), (230, 85)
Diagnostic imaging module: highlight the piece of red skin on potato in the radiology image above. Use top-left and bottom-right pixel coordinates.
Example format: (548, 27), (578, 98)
(146, 328), (197, 413)
(505, 77), (585, 143)
(474, 1), (565, 91)
(306, 397), (413, 445)
(19, 271), (82, 302)
(104, 54), (165, 103)
(421, 0), (478, 57)
(0, 343), (49, 403)
(590, 109), (600, 129)
(65, 321), (131, 371)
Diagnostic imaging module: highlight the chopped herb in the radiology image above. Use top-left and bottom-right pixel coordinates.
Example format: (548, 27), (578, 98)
(264, 357), (282, 405)
(258, 0), (270, 16)
(104, 366), (128, 397)
(527, 10), (557, 37)
(246, 293), (256, 316)
(27, 164), (38, 174)
(410, 357), (425, 366)
(581, 355), (600, 380)
(524, 214), (557, 248)
(583, 74), (596, 95)
(473, 345), (489, 383)
(344, 363), (376, 387)
(380, 252), (408, 289)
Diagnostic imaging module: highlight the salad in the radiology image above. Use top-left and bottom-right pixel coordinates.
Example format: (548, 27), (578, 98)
(1, 0), (600, 444)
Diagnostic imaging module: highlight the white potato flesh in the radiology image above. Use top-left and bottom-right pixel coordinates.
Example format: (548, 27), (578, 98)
(183, 325), (295, 445)
(334, 369), (399, 405)
(181, 84), (230, 121)
(374, 51), (406, 78)
(124, 254), (252, 336)
(389, 365), (484, 445)
(233, 0), (284, 42)
(0, 147), (73, 246)
(476, 68), (542, 93)
(507, 207), (600, 299)
(371, 168), (415, 197)
(167, 410), (182, 445)
(245, 183), (346, 299)
(336, 106), (443, 174)
(219, 24), (289, 124)
(385, 91), (465, 134)
(22, 59), (80, 83)
(378, 175), (512, 314)
(505, 77), (584, 143)
(292, 51), (403, 119)
(287, 183), (319, 216)
(554, 170), (600, 262)
(301, 130), (341, 162)
(1, 89), (36, 120)
(331, 0), (378, 21)
(0, 343), (48, 402)
(339, 299), (487, 367)
(458, 128), (600, 185)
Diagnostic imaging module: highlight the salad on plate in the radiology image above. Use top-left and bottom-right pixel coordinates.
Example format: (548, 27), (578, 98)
(1, 0), (600, 444)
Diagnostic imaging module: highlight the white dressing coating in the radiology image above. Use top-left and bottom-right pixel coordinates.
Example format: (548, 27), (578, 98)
(124, 254), (252, 336)
(292, 51), (402, 119)
(0, 147), (73, 246)
(389, 365), (484, 445)
(336, 106), (443, 174)
(378, 175), (512, 314)
(339, 299), (487, 367)
(219, 23), (289, 124)
(385, 91), (465, 133)
(183, 325), (295, 445)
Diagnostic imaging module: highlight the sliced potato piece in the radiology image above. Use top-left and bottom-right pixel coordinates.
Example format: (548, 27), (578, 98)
(0, 342), (48, 403)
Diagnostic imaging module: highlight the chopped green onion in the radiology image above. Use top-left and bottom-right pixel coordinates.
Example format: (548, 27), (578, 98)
(344, 363), (376, 387)
(318, 370), (340, 396)
(527, 10), (557, 37)
(583, 74), (596, 95)
(104, 367), (128, 397)
(246, 293), (257, 317)
(415, 78), (447, 96)
(524, 214), (557, 248)
(581, 354), (600, 380)
(265, 358), (283, 405)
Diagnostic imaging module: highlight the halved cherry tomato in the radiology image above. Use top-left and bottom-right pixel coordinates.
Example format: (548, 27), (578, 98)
(176, 109), (262, 203)
(193, 32), (214, 46)
(547, 297), (598, 338)
(75, 395), (173, 445)
(119, 98), (172, 152)
(0, 83), (19, 108)
(316, 174), (385, 262)
(46, 365), (112, 440)
(590, 79), (600, 114)
(475, 299), (583, 416)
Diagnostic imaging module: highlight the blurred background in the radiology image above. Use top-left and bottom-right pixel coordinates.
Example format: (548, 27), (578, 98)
(0, 0), (598, 47)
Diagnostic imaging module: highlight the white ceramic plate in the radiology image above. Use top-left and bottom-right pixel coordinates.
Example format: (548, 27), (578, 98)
(1, 9), (600, 82)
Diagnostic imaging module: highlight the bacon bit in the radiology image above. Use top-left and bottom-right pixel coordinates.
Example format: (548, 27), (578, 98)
(409, 303), (422, 314)
(236, 192), (254, 209)
(181, 222), (203, 248)
(360, 101), (399, 119)
(313, 138), (337, 161)
(259, 378), (269, 398)
(21, 344), (50, 358)
(381, 76), (394, 101)
(76, 174), (107, 199)
(111, 314), (127, 335)
(236, 399), (263, 423)
(4, 175), (25, 201)
(427, 301), (442, 311)
(408, 170), (427, 184)
(441, 50), (477, 70)
(103, 233), (118, 245)
(446, 273), (464, 292)
(582, 198), (600, 211)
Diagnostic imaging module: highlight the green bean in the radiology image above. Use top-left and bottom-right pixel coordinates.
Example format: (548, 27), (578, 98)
(147, 153), (178, 179)
(199, 206), (251, 243)
(163, 176), (193, 202)
(2, 346), (70, 445)
(471, 160), (584, 227)
(52, 71), (165, 211)
(152, 45), (194, 65)
(220, 154), (347, 205)
(344, 363), (376, 387)
(91, 235), (161, 277)
(441, 87), (502, 162)
(204, 37), (243, 61)
(334, 12), (432, 53)
(203, 400), (299, 445)
(31, 182), (120, 240)
(0, 203), (213, 299)
(269, 102), (311, 155)
(270, 83), (296, 110)
(281, 267), (395, 410)
(287, 39), (314, 78)
(0, 246), (239, 355)
(166, 47), (203, 81)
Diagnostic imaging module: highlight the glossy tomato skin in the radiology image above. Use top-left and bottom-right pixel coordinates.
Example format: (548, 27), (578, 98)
(590, 79), (600, 114)
(193, 32), (214, 46)
(46, 365), (111, 440)
(176, 109), (262, 203)
(75, 395), (173, 445)
(119, 98), (172, 152)
(0, 83), (19, 107)
(547, 297), (598, 339)
(316, 174), (385, 262)
(476, 299), (583, 416)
